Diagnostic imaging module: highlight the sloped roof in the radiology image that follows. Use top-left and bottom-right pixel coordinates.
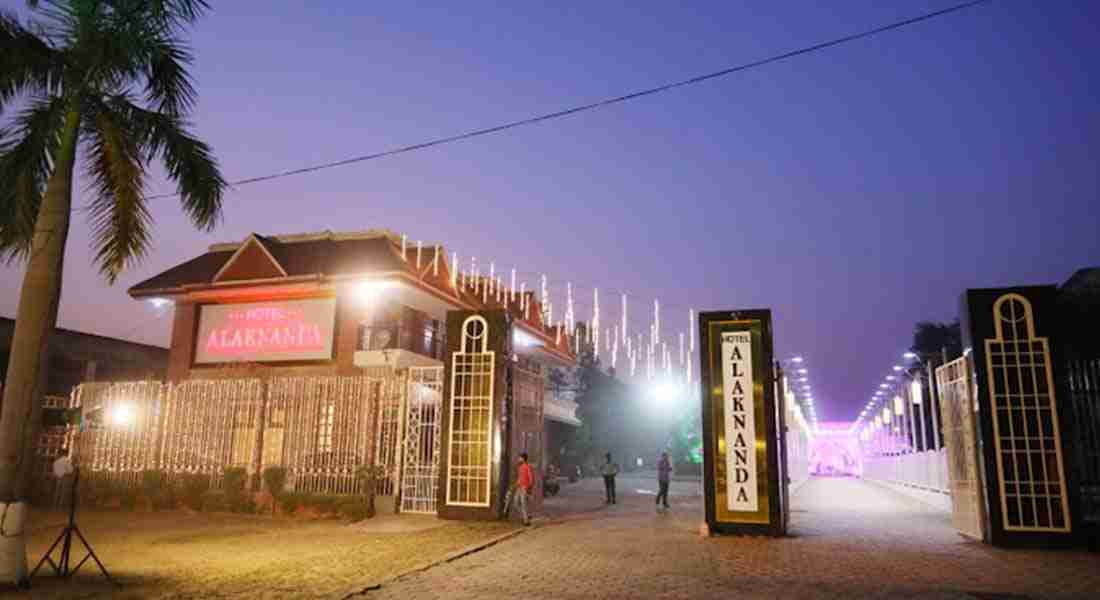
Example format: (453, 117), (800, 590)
(129, 231), (413, 294)
(128, 230), (575, 363)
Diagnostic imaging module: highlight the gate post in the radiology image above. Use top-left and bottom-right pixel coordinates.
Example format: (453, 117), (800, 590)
(436, 310), (513, 521)
(961, 286), (1081, 548)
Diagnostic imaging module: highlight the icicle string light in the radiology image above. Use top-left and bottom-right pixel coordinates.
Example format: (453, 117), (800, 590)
(621, 294), (628, 345)
(540, 275), (548, 322)
(689, 309), (695, 353)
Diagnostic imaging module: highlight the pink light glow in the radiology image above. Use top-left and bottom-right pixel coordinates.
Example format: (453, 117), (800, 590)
(809, 422), (862, 476)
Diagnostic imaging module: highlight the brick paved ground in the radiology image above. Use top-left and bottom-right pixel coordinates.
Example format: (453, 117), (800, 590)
(367, 474), (1099, 599)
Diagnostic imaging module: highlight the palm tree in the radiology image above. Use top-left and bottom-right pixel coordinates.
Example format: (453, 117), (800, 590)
(0, 1), (224, 582)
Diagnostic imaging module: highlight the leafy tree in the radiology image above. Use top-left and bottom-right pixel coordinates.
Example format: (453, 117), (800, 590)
(0, 1), (224, 582)
(910, 320), (962, 361)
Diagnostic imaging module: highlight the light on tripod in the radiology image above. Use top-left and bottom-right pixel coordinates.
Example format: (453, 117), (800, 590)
(108, 403), (133, 427)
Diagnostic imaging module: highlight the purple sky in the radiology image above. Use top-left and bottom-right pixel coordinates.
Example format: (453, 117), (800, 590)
(2, 1), (1097, 421)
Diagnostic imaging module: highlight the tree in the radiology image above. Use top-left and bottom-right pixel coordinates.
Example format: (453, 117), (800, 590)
(0, 1), (224, 582)
(910, 320), (962, 361)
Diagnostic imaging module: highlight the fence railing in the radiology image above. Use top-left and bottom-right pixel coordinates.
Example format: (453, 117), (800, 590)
(62, 373), (405, 496)
(1067, 358), (1100, 526)
(863, 449), (951, 496)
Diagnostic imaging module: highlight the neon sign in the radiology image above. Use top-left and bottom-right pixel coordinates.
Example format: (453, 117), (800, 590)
(194, 298), (336, 364)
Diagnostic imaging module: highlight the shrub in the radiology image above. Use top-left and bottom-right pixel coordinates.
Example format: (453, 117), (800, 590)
(141, 469), (166, 509)
(76, 473), (100, 508)
(201, 490), (229, 512)
(279, 491), (303, 515)
(262, 466), (287, 496)
(119, 485), (140, 511)
(153, 484), (176, 510)
(180, 473), (211, 510)
(356, 464), (386, 519)
(92, 476), (116, 507)
(263, 466), (288, 515)
(337, 498), (369, 522)
(223, 467), (249, 512)
(308, 494), (338, 515)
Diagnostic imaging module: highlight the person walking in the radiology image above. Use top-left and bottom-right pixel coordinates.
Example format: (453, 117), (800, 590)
(503, 452), (534, 525)
(601, 452), (619, 504)
(656, 451), (672, 512)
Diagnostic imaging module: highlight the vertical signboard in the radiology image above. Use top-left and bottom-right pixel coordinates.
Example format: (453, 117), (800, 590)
(699, 310), (784, 536)
(722, 330), (757, 511)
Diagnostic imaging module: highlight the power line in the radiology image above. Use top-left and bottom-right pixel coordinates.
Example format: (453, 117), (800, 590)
(139, 0), (989, 202)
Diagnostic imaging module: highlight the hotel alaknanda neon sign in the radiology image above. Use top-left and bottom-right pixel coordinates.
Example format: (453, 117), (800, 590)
(195, 298), (336, 364)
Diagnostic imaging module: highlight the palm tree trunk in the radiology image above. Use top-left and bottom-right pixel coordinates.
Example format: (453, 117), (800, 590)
(0, 108), (80, 585)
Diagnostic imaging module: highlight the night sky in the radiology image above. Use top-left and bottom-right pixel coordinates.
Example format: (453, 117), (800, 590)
(1, 1), (1097, 422)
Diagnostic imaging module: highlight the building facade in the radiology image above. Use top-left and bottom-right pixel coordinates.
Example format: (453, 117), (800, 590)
(110, 229), (579, 514)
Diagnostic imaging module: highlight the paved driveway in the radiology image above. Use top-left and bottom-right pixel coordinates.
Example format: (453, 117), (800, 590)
(367, 474), (1099, 599)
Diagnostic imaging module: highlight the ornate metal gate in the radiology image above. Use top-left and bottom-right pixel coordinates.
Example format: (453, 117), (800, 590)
(1067, 359), (1100, 527)
(400, 366), (444, 513)
(937, 355), (986, 540)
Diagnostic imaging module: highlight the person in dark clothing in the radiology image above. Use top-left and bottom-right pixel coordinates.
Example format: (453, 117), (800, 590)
(601, 452), (619, 504)
(656, 451), (672, 512)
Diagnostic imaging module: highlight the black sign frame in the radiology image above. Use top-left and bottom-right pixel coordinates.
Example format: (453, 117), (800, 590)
(698, 309), (784, 536)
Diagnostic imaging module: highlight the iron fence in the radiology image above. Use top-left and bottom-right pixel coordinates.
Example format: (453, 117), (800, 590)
(1066, 359), (1100, 525)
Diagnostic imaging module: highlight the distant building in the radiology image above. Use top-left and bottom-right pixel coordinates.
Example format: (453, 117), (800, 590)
(0, 317), (168, 397)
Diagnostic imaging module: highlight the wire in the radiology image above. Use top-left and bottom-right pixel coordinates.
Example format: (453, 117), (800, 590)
(136, 0), (989, 203)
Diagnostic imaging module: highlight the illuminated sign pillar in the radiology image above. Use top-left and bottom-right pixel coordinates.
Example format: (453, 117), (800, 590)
(436, 310), (514, 521)
(698, 310), (786, 536)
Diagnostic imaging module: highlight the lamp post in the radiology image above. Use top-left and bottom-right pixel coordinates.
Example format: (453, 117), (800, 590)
(905, 351), (941, 451)
(911, 377), (925, 453)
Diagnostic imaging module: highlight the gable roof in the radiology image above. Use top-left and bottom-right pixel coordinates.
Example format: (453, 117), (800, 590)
(129, 230), (411, 294)
(212, 234), (288, 282)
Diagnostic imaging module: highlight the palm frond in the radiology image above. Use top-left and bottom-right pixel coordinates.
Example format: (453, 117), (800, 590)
(0, 10), (65, 113)
(83, 96), (151, 282)
(0, 95), (66, 261)
(143, 36), (195, 116)
(106, 96), (224, 230)
(143, 1), (212, 29)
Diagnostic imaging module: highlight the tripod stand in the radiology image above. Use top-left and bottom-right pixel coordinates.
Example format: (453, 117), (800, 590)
(30, 467), (115, 585)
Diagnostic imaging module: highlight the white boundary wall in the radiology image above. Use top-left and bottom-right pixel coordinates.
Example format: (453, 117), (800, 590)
(863, 449), (951, 512)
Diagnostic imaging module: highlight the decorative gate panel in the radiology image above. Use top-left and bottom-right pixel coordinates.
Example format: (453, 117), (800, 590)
(984, 294), (1071, 532)
(445, 316), (495, 507)
(401, 366), (444, 513)
(937, 355), (985, 540)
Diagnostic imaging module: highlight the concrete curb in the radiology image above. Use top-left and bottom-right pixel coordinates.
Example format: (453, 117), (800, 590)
(339, 526), (528, 598)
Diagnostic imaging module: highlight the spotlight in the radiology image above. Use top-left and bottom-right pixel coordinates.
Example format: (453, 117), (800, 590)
(109, 403), (133, 427)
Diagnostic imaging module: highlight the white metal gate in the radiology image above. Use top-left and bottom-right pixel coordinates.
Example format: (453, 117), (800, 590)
(936, 355), (986, 540)
(400, 366), (444, 514)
